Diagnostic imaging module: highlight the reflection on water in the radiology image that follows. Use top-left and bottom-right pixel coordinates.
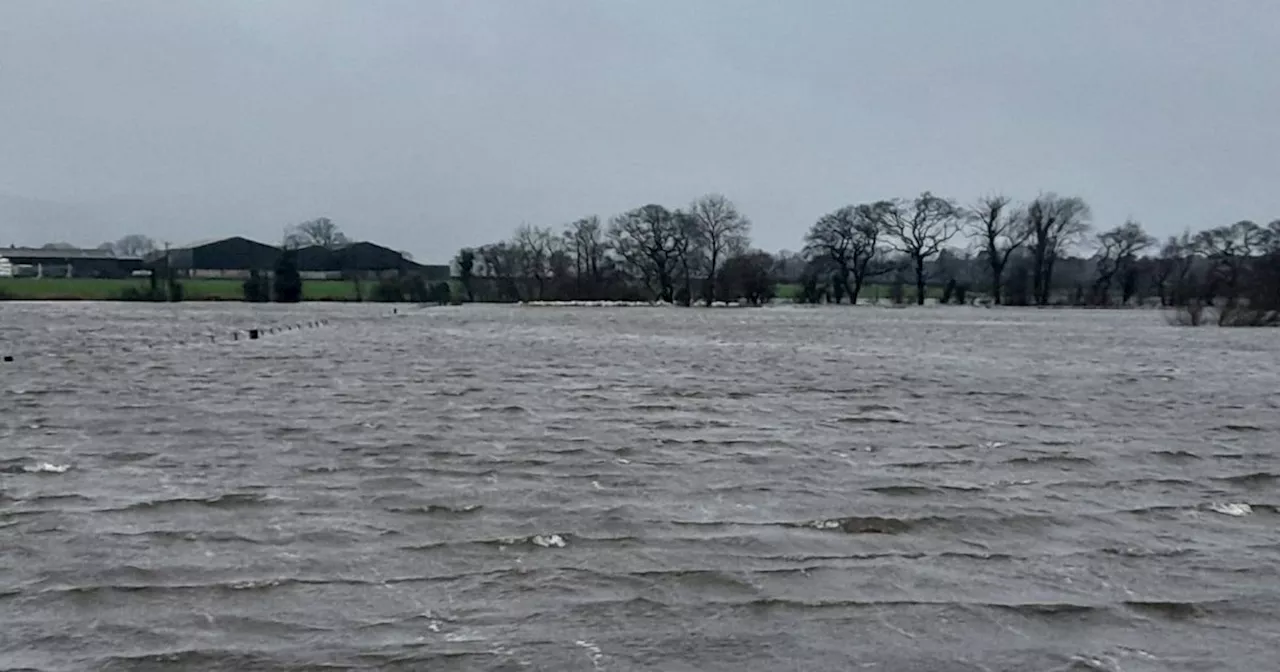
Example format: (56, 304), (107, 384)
(2, 302), (1279, 670)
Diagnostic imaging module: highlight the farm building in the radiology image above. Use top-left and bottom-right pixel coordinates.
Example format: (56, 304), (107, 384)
(147, 237), (428, 279)
(0, 246), (143, 278)
(153, 236), (283, 278)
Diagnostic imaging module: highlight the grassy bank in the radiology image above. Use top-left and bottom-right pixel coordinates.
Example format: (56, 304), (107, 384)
(0, 278), (363, 301)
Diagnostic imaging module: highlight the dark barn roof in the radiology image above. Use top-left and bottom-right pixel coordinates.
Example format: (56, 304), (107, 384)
(156, 236), (282, 271)
(135, 236), (425, 273)
(332, 241), (419, 272)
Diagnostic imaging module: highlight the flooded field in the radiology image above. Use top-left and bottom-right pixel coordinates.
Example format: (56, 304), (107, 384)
(2, 302), (1278, 671)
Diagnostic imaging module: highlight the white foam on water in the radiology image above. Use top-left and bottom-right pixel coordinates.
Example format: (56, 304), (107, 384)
(1208, 502), (1252, 517)
(576, 640), (605, 670)
(23, 462), (70, 474)
(531, 534), (566, 548)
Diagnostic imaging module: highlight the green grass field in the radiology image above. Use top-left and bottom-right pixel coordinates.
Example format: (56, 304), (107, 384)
(0, 277), (363, 301)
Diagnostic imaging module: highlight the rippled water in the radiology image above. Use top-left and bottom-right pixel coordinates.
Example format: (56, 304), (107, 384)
(2, 302), (1279, 671)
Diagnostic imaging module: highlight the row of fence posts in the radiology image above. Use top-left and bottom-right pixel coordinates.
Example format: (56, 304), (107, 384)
(227, 318), (331, 342)
(2, 308), (412, 362)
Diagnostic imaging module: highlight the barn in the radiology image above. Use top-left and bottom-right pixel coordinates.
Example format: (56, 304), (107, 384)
(144, 237), (428, 280)
(157, 237), (282, 278)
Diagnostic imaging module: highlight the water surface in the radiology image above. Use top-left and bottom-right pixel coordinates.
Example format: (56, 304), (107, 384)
(2, 303), (1278, 671)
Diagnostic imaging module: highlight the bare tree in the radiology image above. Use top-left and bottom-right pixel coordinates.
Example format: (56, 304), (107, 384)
(478, 242), (523, 302)
(513, 224), (558, 300)
(1091, 220), (1155, 305)
(847, 203), (896, 303)
(103, 234), (157, 258)
(803, 207), (856, 303)
(881, 192), (963, 305)
(284, 217), (348, 249)
(1026, 194), (1092, 305)
(1149, 232), (1196, 306)
(454, 247), (476, 302)
(1195, 220), (1268, 307)
(1170, 220), (1280, 326)
(670, 210), (706, 305)
(803, 204), (892, 304)
(688, 194), (750, 305)
(608, 204), (682, 302)
(966, 195), (1028, 305)
(564, 216), (609, 299)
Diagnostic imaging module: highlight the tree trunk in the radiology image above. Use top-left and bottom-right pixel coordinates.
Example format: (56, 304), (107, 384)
(1041, 255), (1057, 305)
(915, 257), (926, 305)
(682, 259), (694, 306)
(704, 249), (719, 305)
(989, 260), (1003, 305)
(573, 256), (583, 300)
(1031, 244), (1047, 306)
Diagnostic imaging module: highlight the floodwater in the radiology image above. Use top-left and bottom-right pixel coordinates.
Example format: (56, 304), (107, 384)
(2, 302), (1279, 671)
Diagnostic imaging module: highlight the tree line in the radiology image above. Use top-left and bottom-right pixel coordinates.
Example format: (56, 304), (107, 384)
(454, 195), (769, 305)
(453, 192), (1279, 320)
(32, 196), (1280, 323)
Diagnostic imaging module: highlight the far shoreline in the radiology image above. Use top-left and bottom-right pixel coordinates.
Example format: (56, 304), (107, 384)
(0, 276), (1184, 310)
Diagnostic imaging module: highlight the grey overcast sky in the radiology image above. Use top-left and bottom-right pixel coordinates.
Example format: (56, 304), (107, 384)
(2, 0), (1278, 261)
